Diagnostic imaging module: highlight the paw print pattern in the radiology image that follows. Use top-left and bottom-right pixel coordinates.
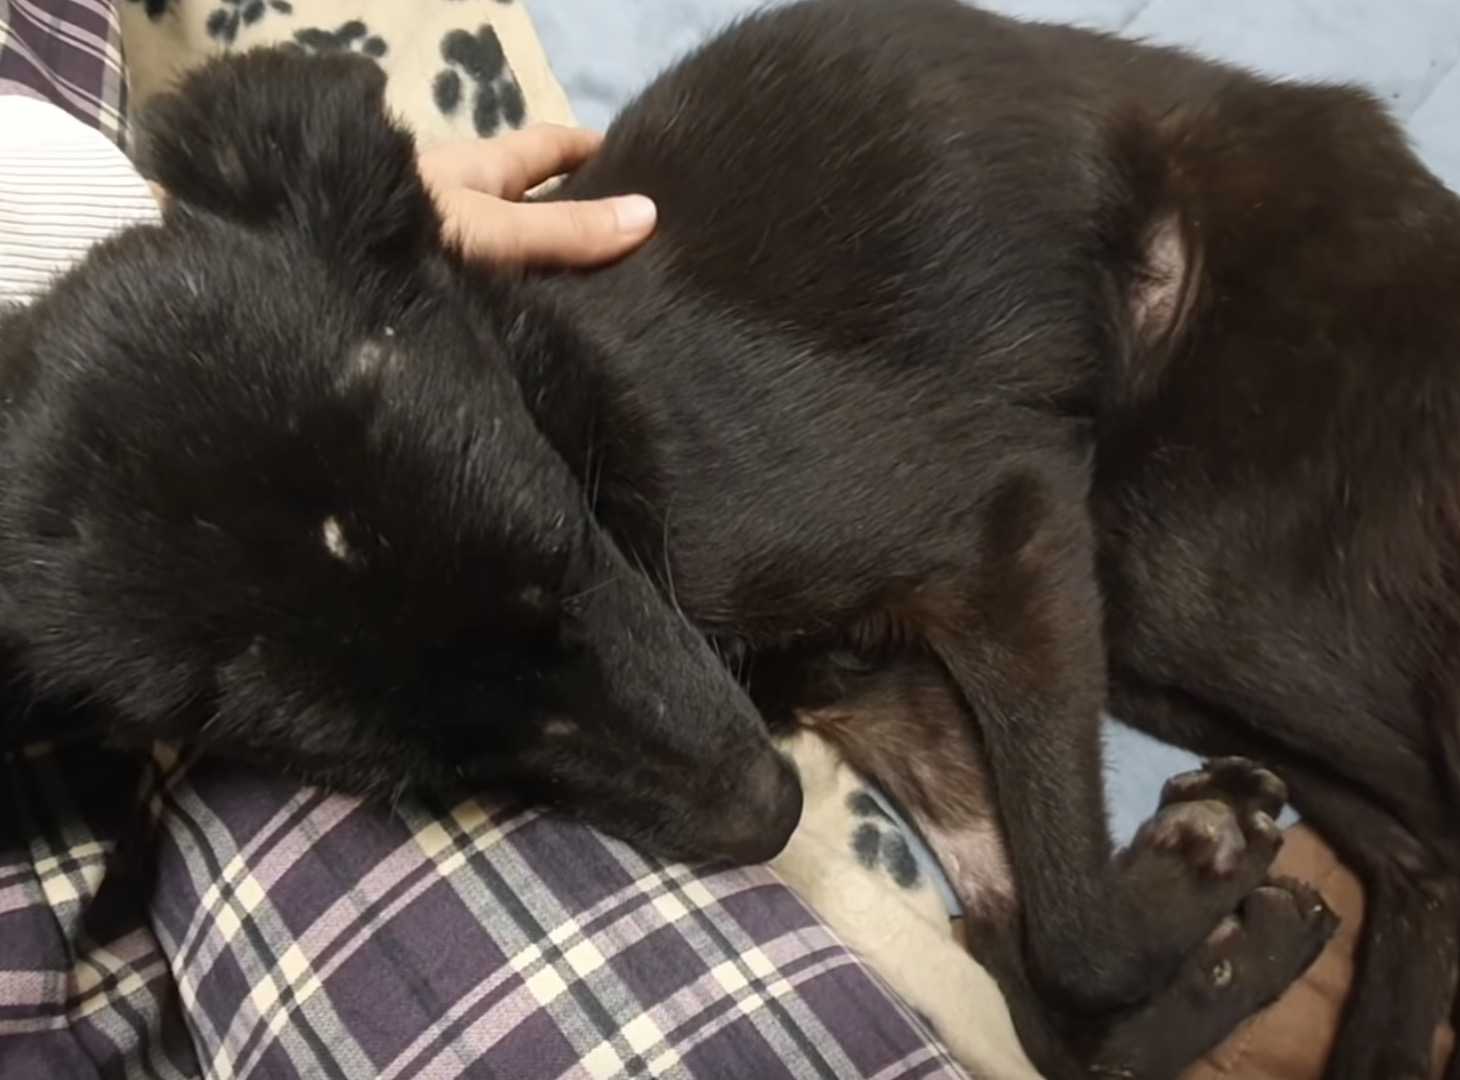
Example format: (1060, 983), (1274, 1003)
(206, 0), (293, 46)
(293, 21), (387, 59)
(433, 26), (526, 137)
(126, 0), (173, 20)
(847, 791), (921, 890)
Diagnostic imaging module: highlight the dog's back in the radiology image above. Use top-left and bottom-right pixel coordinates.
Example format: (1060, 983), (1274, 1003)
(538, 0), (1460, 829)
(526, 2), (1460, 1071)
(525, 1), (1166, 640)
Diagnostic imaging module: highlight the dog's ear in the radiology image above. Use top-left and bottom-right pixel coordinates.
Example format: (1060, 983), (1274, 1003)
(137, 48), (440, 265)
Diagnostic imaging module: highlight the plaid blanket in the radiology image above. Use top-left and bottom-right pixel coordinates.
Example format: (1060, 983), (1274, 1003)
(3, 726), (964, 1078)
(0, 4), (970, 1077)
(0, 0), (130, 145)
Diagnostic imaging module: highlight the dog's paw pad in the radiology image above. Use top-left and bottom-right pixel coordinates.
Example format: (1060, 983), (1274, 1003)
(1131, 797), (1279, 880)
(1160, 756), (1287, 820)
(1238, 878), (1338, 953)
(1113, 765), (1293, 968)
(1180, 878), (1336, 1000)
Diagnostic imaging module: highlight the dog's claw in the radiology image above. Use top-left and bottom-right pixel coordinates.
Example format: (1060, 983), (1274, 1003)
(1160, 757), (1288, 820)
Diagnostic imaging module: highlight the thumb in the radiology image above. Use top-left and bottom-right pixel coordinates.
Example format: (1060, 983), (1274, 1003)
(446, 192), (657, 268)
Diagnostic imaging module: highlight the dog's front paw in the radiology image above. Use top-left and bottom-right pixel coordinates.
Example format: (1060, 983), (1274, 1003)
(1091, 876), (1336, 1078)
(1135, 757), (1287, 879)
(1114, 758), (1289, 973)
(1160, 756), (1286, 832)
(1195, 877), (1336, 1000)
(1122, 757), (1285, 882)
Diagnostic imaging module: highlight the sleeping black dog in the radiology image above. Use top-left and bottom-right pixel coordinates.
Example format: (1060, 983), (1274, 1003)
(2, 1), (1456, 1076)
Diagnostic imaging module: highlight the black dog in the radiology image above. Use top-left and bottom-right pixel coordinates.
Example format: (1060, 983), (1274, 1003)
(2, 1), (1457, 1075)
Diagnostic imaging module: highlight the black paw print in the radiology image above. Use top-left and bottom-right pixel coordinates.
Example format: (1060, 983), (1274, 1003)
(126, 0), (173, 20)
(294, 21), (387, 59)
(206, 0), (293, 46)
(847, 791), (921, 890)
(433, 26), (526, 137)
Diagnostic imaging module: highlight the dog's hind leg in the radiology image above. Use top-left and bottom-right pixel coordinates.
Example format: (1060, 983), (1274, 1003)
(788, 655), (1324, 1079)
(781, 654), (1088, 1079)
(1108, 678), (1460, 1080)
(954, 759), (1332, 1080)
(1084, 758), (1337, 1077)
(1088, 878), (1335, 1079)
(912, 469), (1282, 1015)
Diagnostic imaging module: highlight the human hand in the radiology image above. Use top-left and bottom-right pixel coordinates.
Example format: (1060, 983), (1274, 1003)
(419, 125), (657, 268)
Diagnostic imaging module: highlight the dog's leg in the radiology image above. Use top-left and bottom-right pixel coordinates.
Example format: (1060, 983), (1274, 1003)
(931, 818), (1287, 1080)
(1084, 758), (1336, 1076)
(1109, 678), (1460, 1080)
(775, 654), (1088, 1078)
(1088, 877), (1335, 1079)
(807, 682), (1327, 1080)
(1001, 758), (1333, 1078)
(953, 758), (1331, 1079)
(918, 471), (1281, 1014)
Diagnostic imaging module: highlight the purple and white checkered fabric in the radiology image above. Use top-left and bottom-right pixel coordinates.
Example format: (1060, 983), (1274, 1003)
(3, 729), (968, 1079)
(0, 0), (130, 146)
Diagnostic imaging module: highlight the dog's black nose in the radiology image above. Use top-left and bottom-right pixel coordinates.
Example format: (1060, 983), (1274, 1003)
(708, 750), (803, 865)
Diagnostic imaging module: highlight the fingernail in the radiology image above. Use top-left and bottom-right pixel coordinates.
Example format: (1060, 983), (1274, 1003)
(611, 194), (657, 233)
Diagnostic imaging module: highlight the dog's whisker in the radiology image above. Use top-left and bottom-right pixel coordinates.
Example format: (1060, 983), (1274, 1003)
(659, 506), (696, 638)
(388, 778), (409, 816)
(564, 576), (622, 605)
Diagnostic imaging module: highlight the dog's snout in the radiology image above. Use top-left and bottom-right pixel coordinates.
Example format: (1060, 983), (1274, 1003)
(707, 750), (803, 865)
